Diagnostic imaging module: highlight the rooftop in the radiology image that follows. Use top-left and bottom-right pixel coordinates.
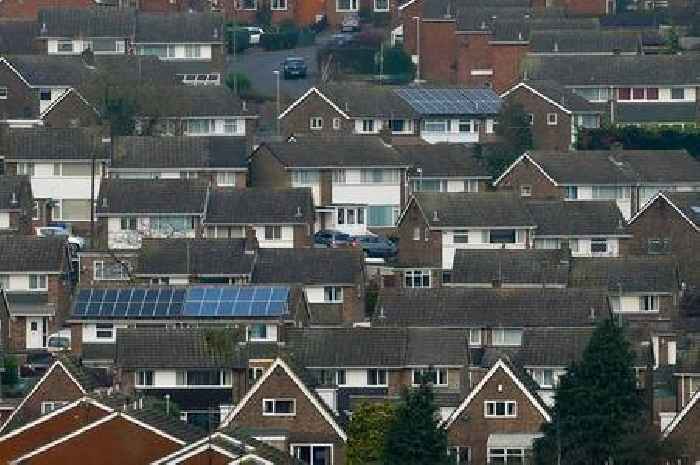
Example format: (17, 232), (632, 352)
(451, 249), (569, 286)
(96, 178), (209, 215)
(204, 188), (314, 225)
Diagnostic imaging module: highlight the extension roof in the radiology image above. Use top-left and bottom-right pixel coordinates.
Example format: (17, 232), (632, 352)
(526, 200), (629, 237)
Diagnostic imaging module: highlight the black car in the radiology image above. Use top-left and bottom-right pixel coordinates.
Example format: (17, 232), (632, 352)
(354, 234), (398, 258)
(313, 229), (353, 248)
(282, 57), (307, 79)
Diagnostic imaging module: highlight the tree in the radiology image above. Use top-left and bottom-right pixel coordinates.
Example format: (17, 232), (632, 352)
(534, 318), (677, 465)
(225, 72), (252, 96)
(384, 381), (450, 465)
(665, 26), (681, 54)
(495, 100), (533, 156)
(347, 402), (395, 465)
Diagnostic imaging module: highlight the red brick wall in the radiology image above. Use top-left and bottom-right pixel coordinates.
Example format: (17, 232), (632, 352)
(504, 86), (573, 151)
(396, 201), (442, 268)
(456, 36), (528, 93)
(42, 92), (101, 129)
(220, 0), (299, 24)
(667, 400), (700, 464)
(496, 156), (563, 200)
(78, 253), (136, 287)
(0, 0), (94, 19)
(0, 63), (36, 120)
(280, 92), (352, 137)
(180, 449), (232, 465)
(249, 146), (291, 188)
(417, 21), (457, 84)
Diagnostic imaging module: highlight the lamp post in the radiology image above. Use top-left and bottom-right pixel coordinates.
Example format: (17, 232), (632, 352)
(273, 70), (280, 137)
(413, 16), (421, 82)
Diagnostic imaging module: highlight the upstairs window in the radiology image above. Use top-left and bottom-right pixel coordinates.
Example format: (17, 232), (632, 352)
(492, 328), (522, 346)
(324, 286), (343, 303)
(17, 163), (35, 176)
(263, 398), (296, 416)
(272, 0), (287, 9)
(469, 328), (482, 346)
(367, 369), (388, 386)
(248, 323), (270, 341)
(640, 295), (659, 312)
(40, 89), (51, 101)
(29, 274), (47, 290)
(94, 261), (128, 281)
(57, 41), (74, 53)
(484, 400), (517, 418)
(337, 0), (359, 11)
(374, 0), (389, 10)
(310, 117), (323, 130)
(120, 217), (137, 231)
(240, 0), (257, 9)
(136, 370), (154, 387)
(489, 229), (516, 244)
(453, 230), (469, 244)
(0, 86), (7, 99)
(264, 226), (282, 240)
(248, 366), (265, 384)
(590, 238), (608, 254)
(618, 88), (631, 100)
(95, 323), (114, 339)
(332, 117), (341, 130)
(647, 238), (671, 254)
(216, 172), (237, 187)
(405, 270), (430, 288)
(412, 368), (447, 386)
(671, 88), (685, 100)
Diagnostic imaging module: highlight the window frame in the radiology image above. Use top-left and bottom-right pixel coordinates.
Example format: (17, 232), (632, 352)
(468, 328), (482, 347)
(336, 0), (358, 11)
(271, 0), (287, 9)
(310, 116), (323, 130)
(41, 401), (70, 415)
(546, 113), (558, 126)
(332, 117), (341, 130)
(290, 444), (334, 465)
(248, 366), (265, 384)
(374, 0), (389, 11)
(323, 286), (343, 303)
(136, 370), (154, 387)
(404, 269), (431, 288)
(492, 328), (523, 347)
(93, 261), (128, 281)
(29, 274), (48, 291)
(412, 368), (448, 386)
(0, 86), (7, 99)
(263, 398), (296, 416)
(520, 184), (532, 197)
(590, 238), (608, 254)
(484, 400), (517, 418)
(671, 88), (685, 100)
(453, 230), (469, 244)
(264, 226), (282, 240)
(216, 171), (237, 187)
(367, 368), (388, 386)
(640, 295), (659, 312)
(247, 323), (270, 342)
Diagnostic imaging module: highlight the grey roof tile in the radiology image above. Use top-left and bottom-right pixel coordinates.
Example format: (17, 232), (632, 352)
(5, 127), (109, 161)
(112, 137), (248, 170)
(318, 83), (418, 118)
(569, 256), (678, 293)
(516, 80), (600, 112)
(0, 236), (66, 272)
(253, 248), (364, 285)
(134, 12), (224, 43)
(134, 85), (254, 118)
(452, 249), (569, 285)
(204, 188), (314, 225)
(0, 20), (39, 54)
(662, 191), (700, 228)
(137, 239), (255, 276)
(529, 30), (640, 54)
(411, 192), (536, 228)
(96, 178), (209, 215)
(527, 200), (628, 236)
(38, 7), (135, 38)
(395, 144), (492, 178)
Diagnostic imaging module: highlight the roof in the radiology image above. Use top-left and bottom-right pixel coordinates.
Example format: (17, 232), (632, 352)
(0, 236), (66, 272)
(374, 287), (608, 327)
(408, 192), (536, 228)
(317, 84), (418, 118)
(134, 12), (224, 43)
(5, 127), (109, 160)
(135, 85), (255, 118)
(96, 178), (209, 215)
(38, 7), (135, 38)
(259, 137), (408, 168)
(5, 293), (53, 316)
(137, 239), (255, 276)
(662, 191), (700, 229)
(526, 200), (628, 236)
(0, 20), (39, 54)
(286, 327), (468, 368)
(395, 144), (492, 178)
(393, 88), (502, 116)
(503, 80), (600, 113)
(614, 102), (698, 124)
(253, 248), (364, 286)
(4, 54), (87, 86)
(204, 188), (314, 225)
(529, 30), (640, 54)
(111, 137), (249, 170)
(569, 256), (677, 293)
(0, 176), (31, 211)
(524, 54), (700, 86)
(451, 249), (569, 285)
(515, 327), (593, 367)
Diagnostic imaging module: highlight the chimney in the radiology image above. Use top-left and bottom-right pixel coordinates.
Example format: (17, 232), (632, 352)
(242, 100), (247, 112)
(432, 210), (439, 222)
(10, 192), (18, 206)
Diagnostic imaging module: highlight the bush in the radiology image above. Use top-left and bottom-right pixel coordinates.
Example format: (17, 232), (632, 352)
(372, 12), (391, 27)
(355, 30), (384, 48)
(260, 30), (299, 50)
(225, 72), (252, 96)
(318, 47), (377, 74)
(297, 28), (316, 47)
(277, 19), (298, 33)
(2, 356), (18, 387)
(226, 28), (251, 54)
(380, 46), (414, 77)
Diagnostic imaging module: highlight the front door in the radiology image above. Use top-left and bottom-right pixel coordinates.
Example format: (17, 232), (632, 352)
(26, 317), (46, 349)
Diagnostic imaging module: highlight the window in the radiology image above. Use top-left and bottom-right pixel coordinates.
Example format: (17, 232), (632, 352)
(337, 0), (358, 10)
(310, 117), (323, 130)
(324, 286), (343, 303)
(368, 205), (399, 226)
(572, 87), (611, 102)
(29, 274), (47, 290)
(291, 170), (320, 186)
(640, 295), (659, 311)
(405, 270), (430, 288)
(527, 113), (534, 125)
(40, 89), (51, 101)
(360, 119), (375, 133)
(315, 369), (346, 386)
(412, 179), (447, 192)
(671, 88), (685, 100)
(412, 368), (447, 386)
(332, 170), (346, 184)
(263, 399), (296, 416)
(453, 230), (469, 244)
(332, 117), (341, 130)
(136, 370), (154, 387)
(184, 45), (202, 58)
(224, 120), (240, 134)
(484, 400), (517, 418)
(632, 88), (645, 100)
(52, 199), (91, 221)
(590, 238), (608, 254)
(618, 88), (631, 100)
(41, 401), (70, 415)
(423, 119), (449, 132)
(389, 119), (407, 133)
(489, 229), (516, 244)
(216, 172), (237, 187)
(17, 163), (34, 176)
(272, 0), (287, 8)
(469, 328), (482, 346)
(448, 447), (472, 464)
(374, 0), (389, 10)
(647, 238), (670, 254)
(94, 261), (128, 281)
(182, 370), (229, 386)
(57, 41), (74, 53)
(248, 367), (265, 383)
(492, 328), (523, 346)
(54, 163), (92, 177)
(592, 186), (628, 200)
(520, 185), (532, 197)
(564, 186), (577, 199)
(248, 323), (269, 341)
(264, 226), (282, 240)
(465, 179), (479, 192)
(367, 369), (388, 386)
(413, 227), (420, 241)
(458, 119), (472, 133)
(442, 271), (452, 284)
(488, 447), (525, 463)
(577, 114), (599, 129)
(531, 368), (556, 388)
(240, 0), (257, 9)
(95, 323), (114, 339)
(646, 88), (659, 100)
(120, 217), (137, 231)
(292, 445), (332, 465)
(546, 113), (558, 125)
(0, 86), (7, 99)
(185, 119), (214, 135)
(361, 169), (399, 184)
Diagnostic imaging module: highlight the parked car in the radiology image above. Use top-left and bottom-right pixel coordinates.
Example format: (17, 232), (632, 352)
(47, 329), (71, 353)
(242, 26), (265, 45)
(355, 234), (398, 258)
(341, 14), (360, 32)
(329, 32), (357, 48)
(282, 57), (307, 79)
(313, 229), (354, 248)
(36, 226), (87, 251)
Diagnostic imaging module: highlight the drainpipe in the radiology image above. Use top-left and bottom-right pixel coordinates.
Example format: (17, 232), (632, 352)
(413, 17), (421, 82)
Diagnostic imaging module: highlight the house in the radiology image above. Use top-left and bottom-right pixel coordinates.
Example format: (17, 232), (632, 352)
(286, 327), (469, 419)
(494, 150), (700, 219)
(221, 357), (347, 465)
(95, 178), (209, 250)
(76, 249), (137, 288)
(663, 390), (700, 465)
(523, 54), (700, 128)
(202, 188), (315, 247)
(395, 192), (537, 284)
(0, 176), (34, 235)
(526, 200), (631, 257)
(2, 128), (109, 233)
(249, 137), (410, 234)
(395, 144), (492, 195)
(252, 248), (366, 325)
(500, 80), (603, 150)
(324, 0), (398, 29)
(222, 0), (305, 26)
(108, 136), (249, 188)
(0, 236), (72, 353)
(0, 0), (99, 19)
(627, 191), (700, 287)
(279, 85), (501, 144)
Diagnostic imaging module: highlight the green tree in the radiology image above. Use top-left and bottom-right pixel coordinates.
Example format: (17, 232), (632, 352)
(1, 356), (18, 387)
(379, 46), (415, 81)
(225, 72), (252, 96)
(665, 26), (681, 54)
(384, 381), (450, 465)
(347, 402), (395, 465)
(495, 100), (533, 156)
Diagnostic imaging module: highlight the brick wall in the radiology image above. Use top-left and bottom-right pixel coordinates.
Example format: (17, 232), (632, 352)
(249, 146), (291, 188)
(78, 253), (137, 287)
(0, 0), (94, 19)
(292, 224), (313, 247)
(504, 86), (573, 151)
(396, 201), (442, 268)
(42, 92), (101, 129)
(71, 323), (83, 354)
(496, 157), (563, 200)
(280, 92), (352, 137)
(0, 63), (36, 121)
(666, 397), (700, 464)
(221, 0), (299, 24)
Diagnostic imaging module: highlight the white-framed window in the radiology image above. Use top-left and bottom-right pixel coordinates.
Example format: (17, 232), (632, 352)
(520, 185), (532, 197)
(224, 119), (240, 134)
(216, 172), (237, 187)
(389, 119), (410, 133)
(458, 119), (473, 133)
(374, 0), (389, 10)
(247, 323), (271, 341)
(264, 226), (282, 240)
(291, 444), (333, 465)
(53, 162), (92, 177)
(94, 261), (128, 281)
(527, 113), (534, 125)
(492, 328), (523, 347)
(315, 369), (346, 386)
(332, 169), (346, 184)
(175, 370), (231, 386)
(41, 401), (70, 415)
(412, 368), (448, 386)
(423, 119), (449, 132)
(291, 170), (320, 186)
(447, 446), (472, 464)
(640, 295), (659, 312)
(590, 238), (608, 254)
(57, 40), (74, 53)
(367, 369), (388, 386)
(184, 119), (215, 135)
(240, 0), (257, 9)
(52, 199), (91, 221)
(360, 169), (400, 184)
(360, 119), (375, 133)
(547, 113), (558, 125)
(310, 116), (323, 130)
(671, 88), (685, 100)
(530, 368), (558, 388)
(248, 366), (265, 383)
(413, 227), (420, 241)
(453, 230), (468, 244)
(647, 238), (671, 254)
(336, 207), (364, 225)
(484, 400), (517, 418)
(17, 163), (35, 176)
(29, 274), (47, 291)
(332, 117), (341, 130)
(95, 323), (114, 339)
(120, 217), (137, 231)
(469, 328), (482, 347)
(324, 286), (343, 303)
(405, 270), (430, 288)
(0, 275), (8, 290)
(271, 0), (287, 9)
(592, 186), (629, 200)
(465, 179), (479, 192)
(136, 370), (154, 387)
(367, 205), (399, 227)
(412, 179), (447, 192)
(32, 201), (40, 221)
(263, 398), (296, 416)
(184, 45), (202, 58)
(564, 186), (578, 200)
(488, 447), (525, 462)
(0, 86), (7, 99)
(336, 0), (358, 11)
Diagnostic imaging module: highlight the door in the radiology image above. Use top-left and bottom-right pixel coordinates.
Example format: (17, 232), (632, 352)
(26, 317), (46, 349)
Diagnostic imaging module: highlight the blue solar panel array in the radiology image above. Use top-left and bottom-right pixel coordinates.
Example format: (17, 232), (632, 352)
(394, 88), (502, 116)
(73, 286), (290, 319)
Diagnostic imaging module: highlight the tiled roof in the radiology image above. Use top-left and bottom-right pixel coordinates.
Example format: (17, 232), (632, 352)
(514, 80), (600, 112)
(395, 144), (492, 178)
(0, 20), (39, 54)
(96, 178), (209, 215)
(526, 200), (628, 236)
(111, 137), (248, 170)
(529, 30), (640, 54)
(318, 83), (418, 118)
(0, 236), (66, 272)
(663, 191), (700, 228)
(374, 288), (608, 327)
(569, 256), (678, 293)
(451, 249), (569, 285)
(204, 188), (314, 225)
(124, 404), (206, 443)
(137, 239), (255, 276)
(5, 54), (87, 86)
(134, 12), (224, 43)
(5, 127), (109, 160)
(411, 192), (536, 228)
(252, 248), (364, 286)
(38, 7), (135, 38)
(614, 102), (698, 124)
(135, 85), (255, 118)
(515, 327), (592, 367)
(0, 176), (31, 211)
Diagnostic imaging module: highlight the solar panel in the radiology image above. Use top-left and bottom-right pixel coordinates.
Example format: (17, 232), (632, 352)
(394, 88), (502, 116)
(182, 286), (290, 318)
(72, 287), (186, 318)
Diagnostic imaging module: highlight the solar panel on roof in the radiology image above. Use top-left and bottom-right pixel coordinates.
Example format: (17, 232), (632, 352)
(394, 88), (501, 116)
(72, 287), (186, 319)
(182, 286), (290, 318)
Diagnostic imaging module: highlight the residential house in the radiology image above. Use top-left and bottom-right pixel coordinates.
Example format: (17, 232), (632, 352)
(324, 0), (397, 29)
(395, 144), (492, 196)
(279, 85), (501, 144)
(395, 192), (537, 285)
(109, 136), (249, 188)
(442, 359), (551, 465)
(76, 248), (137, 288)
(2, 128), (108, 233)
(221, 357), (348, 465)
(222, 0), (307, 26)
(252, 248), (366, 325)
(500, 80), (603, 150)
(663, 389), (700, 465)
(531, 0), (612, 15)
(526, 200), (631, 257)
(524, 54), (700, 128)
(249, 137), (410, 234)
(202, 188), (315, 248)
(627, 191), (700, 287)
(0, 236), (72, 352)
(494, 150), (700, 219)
(0, 175), (34, 235)
(0, 0), (99, 19)
(95, 178), (209, 250)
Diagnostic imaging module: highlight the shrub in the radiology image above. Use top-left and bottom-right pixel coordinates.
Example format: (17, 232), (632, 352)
(226, 27), (251, 54)
(380, 46), (414, 77)
(225, 72), (252, 96)
(2, 356), (18, 387)
(277, 19), (298, 33)
(260, 30), (299, 50)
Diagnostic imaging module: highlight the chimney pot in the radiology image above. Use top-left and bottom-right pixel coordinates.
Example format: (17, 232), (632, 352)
(432, 210), (439, 222)
(10, 192), (17, 205)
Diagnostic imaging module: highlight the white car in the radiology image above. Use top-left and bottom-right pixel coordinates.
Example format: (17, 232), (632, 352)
(47, 329), (71, 353)
(36, 226), (87, 251)
(243, 26), (265, 45)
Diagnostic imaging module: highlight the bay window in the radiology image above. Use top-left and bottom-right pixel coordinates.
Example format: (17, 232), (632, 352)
(412, 368), (447, 386)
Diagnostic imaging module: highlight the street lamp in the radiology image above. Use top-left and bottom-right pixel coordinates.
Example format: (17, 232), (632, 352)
(413, 16), (421, 82)
(273, 70), (281, 137)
